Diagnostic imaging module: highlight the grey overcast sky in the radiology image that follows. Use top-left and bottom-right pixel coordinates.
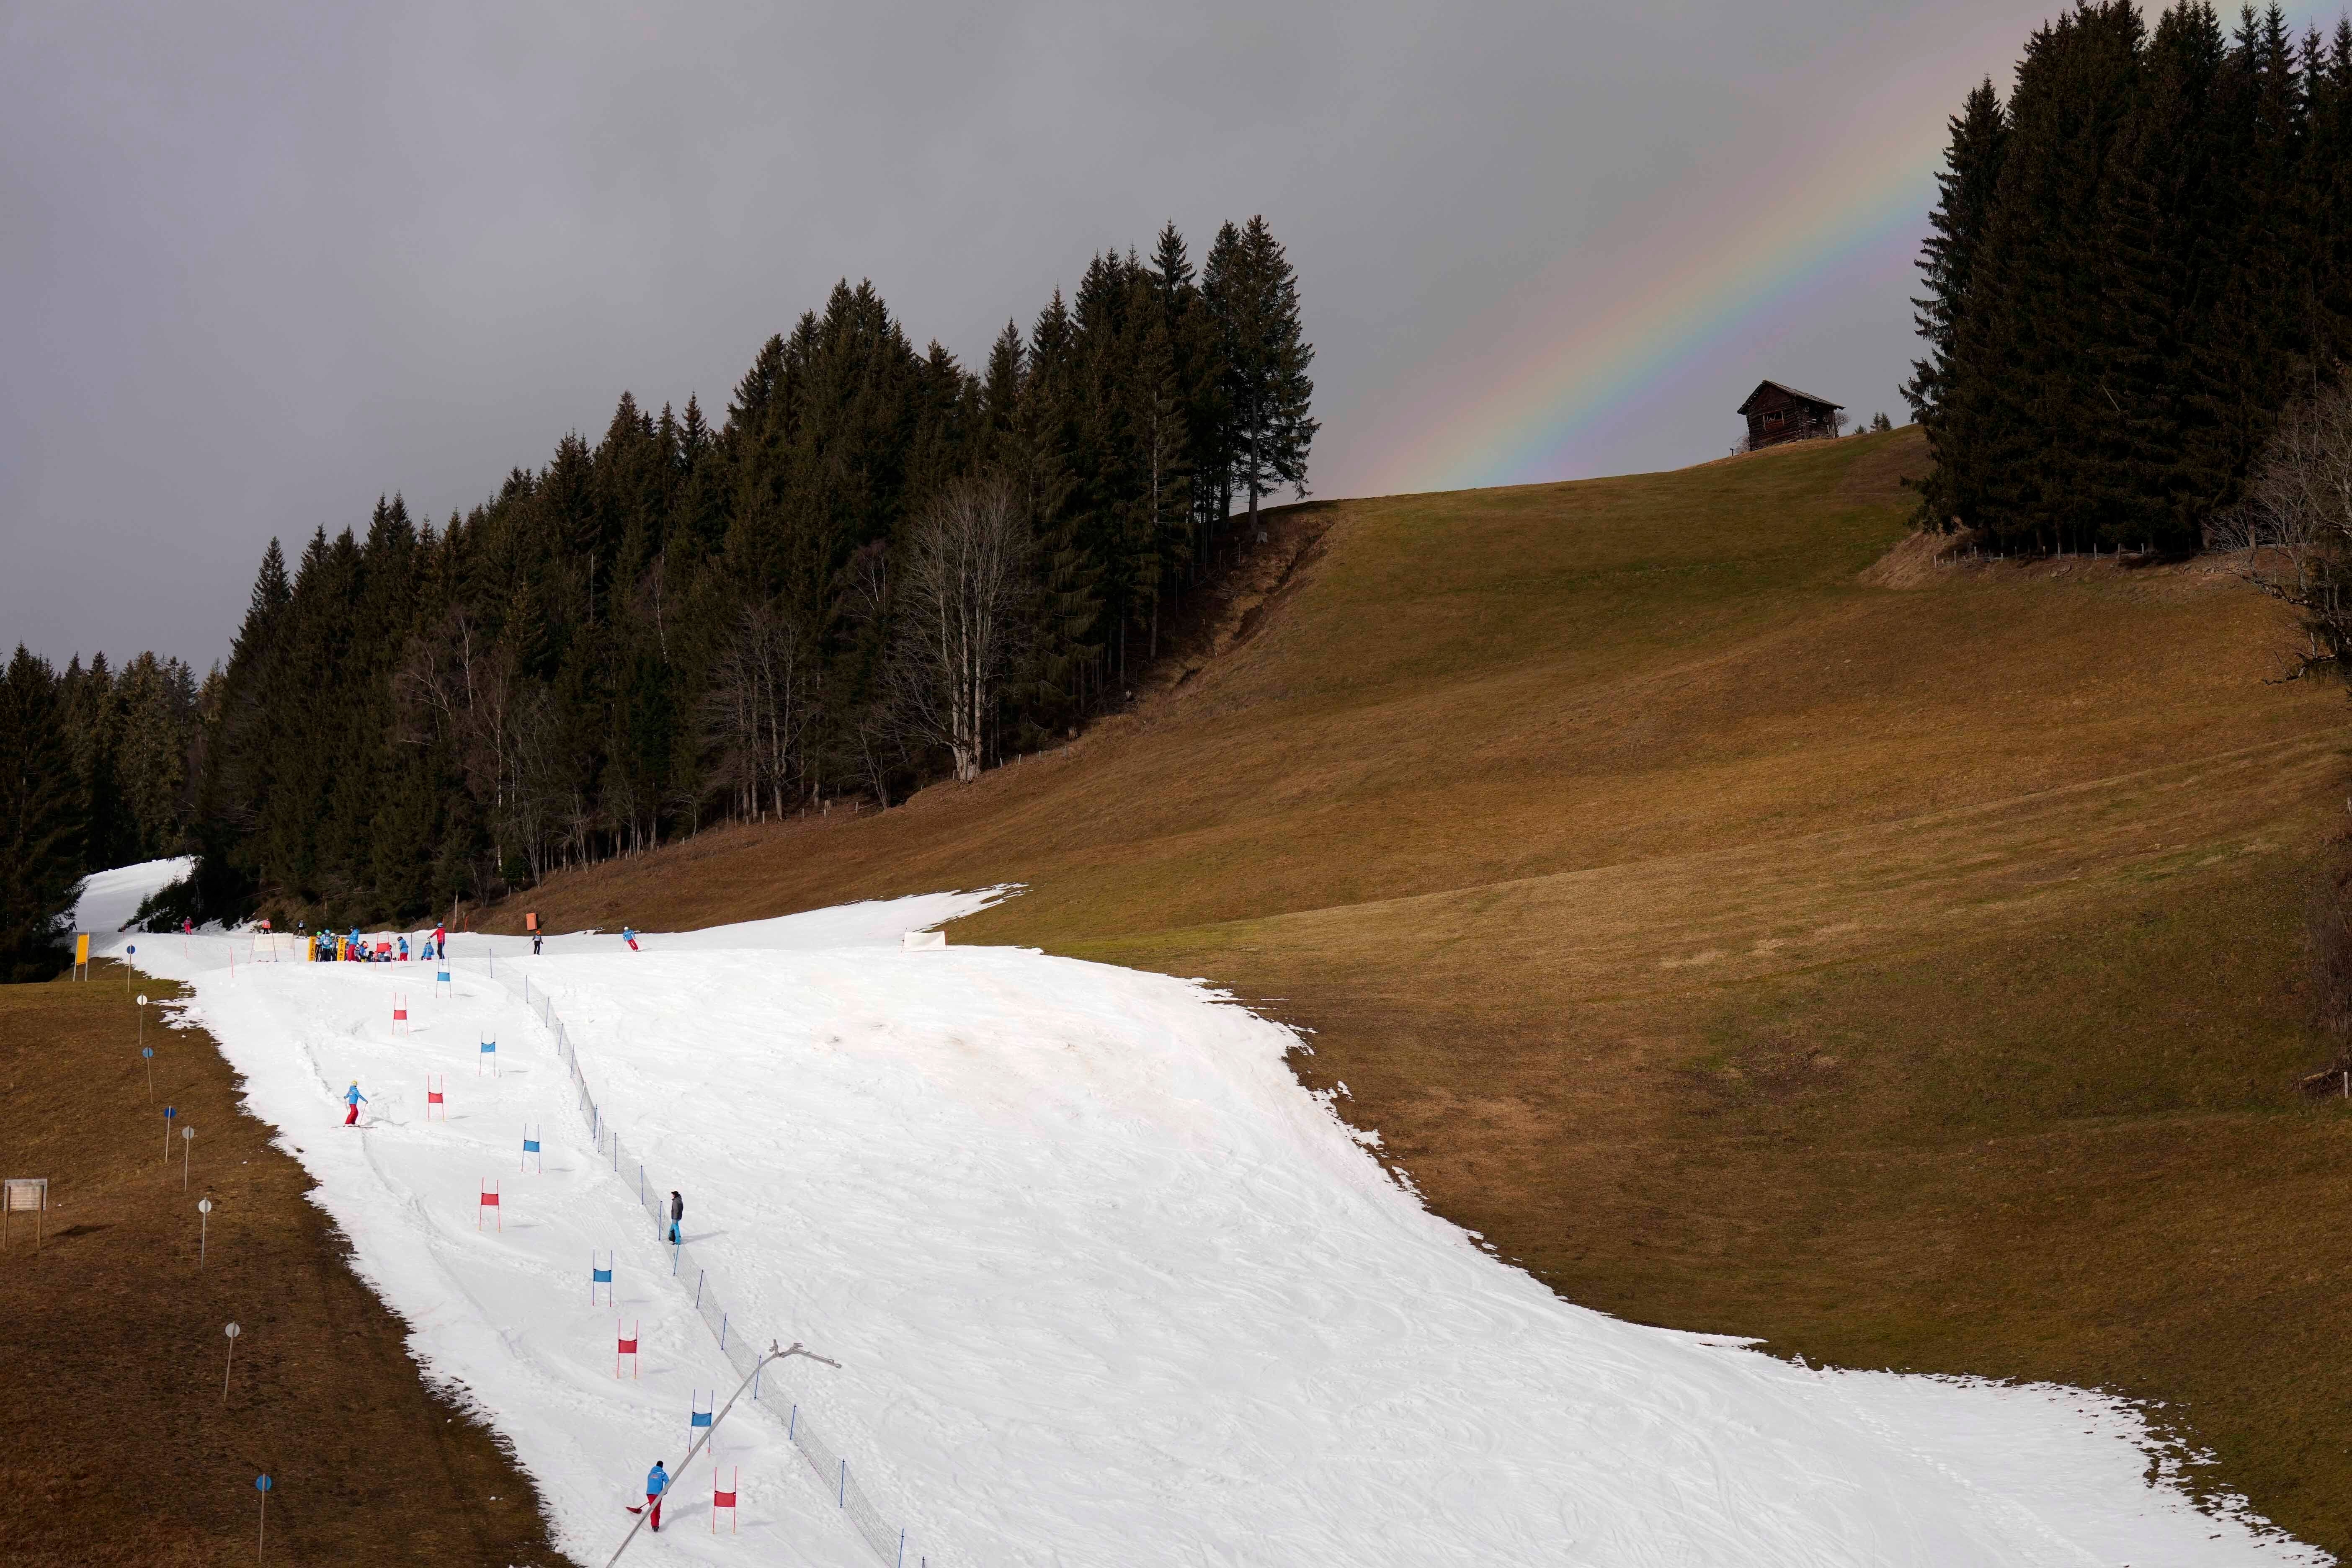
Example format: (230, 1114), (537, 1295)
(3, 1), (2072, 668)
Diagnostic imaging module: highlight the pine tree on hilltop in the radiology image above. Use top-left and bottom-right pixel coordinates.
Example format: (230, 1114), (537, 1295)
(1906, 76), (2008, 530)
(1211, 217), (1318, 536)
(0, 647), (85, 980)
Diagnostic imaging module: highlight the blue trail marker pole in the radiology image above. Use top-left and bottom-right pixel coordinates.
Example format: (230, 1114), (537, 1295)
(255, 1473), (271, 1559)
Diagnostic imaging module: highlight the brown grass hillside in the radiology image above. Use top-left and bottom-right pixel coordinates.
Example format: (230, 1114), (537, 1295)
(483, 427), (2352, 1551)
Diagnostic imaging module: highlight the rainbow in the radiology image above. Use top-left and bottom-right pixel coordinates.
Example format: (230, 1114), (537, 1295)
(1355, 8), (2065, 496)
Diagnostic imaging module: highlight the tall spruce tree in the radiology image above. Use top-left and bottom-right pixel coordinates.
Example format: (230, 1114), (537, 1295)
(1906, 77), (2009, 529)
(1212, 217), (1318, 533)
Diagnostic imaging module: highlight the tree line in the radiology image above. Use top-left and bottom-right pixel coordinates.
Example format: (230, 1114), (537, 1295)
(0, 216), (1315, 969)
(1907, 2), (2352, 552)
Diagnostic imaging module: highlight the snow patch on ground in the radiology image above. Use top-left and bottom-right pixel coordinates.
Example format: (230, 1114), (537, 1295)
(110, 888), (2324, 1567)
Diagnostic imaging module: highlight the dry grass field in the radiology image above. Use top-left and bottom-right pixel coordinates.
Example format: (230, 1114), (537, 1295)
(0, 963), (560, 1565)
(481, 427), (2352, 1550)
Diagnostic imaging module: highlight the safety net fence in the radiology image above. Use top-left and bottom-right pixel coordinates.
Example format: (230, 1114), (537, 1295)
(455, 952), (938, 1568)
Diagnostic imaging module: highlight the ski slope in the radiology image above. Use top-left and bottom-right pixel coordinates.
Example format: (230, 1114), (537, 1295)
(72, 854), (191, 934)
(95, 870), (2321, 1567)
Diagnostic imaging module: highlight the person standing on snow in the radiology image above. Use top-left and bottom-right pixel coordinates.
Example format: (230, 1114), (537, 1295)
(343, 1082), (368, 1127)
(630, 1459), (671, 1530)
(432, 923), (446, 960)
(531, 931), (543, 956)
(397, 934), (409, 962)
(668, 1190), (683, 1245)
(622, 926), (640, 952)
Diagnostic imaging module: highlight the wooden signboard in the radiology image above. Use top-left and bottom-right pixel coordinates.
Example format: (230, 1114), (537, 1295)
(3, 1178), (48, 1249)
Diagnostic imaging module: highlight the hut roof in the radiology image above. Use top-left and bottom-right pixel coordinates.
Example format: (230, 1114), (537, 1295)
(1736, 380), (1844, 415)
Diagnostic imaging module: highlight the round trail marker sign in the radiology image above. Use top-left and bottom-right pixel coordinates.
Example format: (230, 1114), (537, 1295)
(197, 1199), (212, 1215)
(143, 1047), (152, 1059)
(224, 1322), (239, 1339)
(255, 1473), (270, 1491)
(137, 994), (147, 1006)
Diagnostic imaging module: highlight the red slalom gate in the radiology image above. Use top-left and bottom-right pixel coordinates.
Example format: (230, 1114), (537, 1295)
(712, 1467), (738, 1534)
(616, 1320), (639, 1379)
(477, 1180), (500, 1231)
(425, 1075), (446, 1122)
(392, 993), (409, 1035)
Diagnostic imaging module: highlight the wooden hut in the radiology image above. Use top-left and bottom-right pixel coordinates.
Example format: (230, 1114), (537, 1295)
(1737, 381), (1843, 450)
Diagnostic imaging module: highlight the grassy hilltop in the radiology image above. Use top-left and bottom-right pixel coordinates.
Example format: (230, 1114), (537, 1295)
(490, 426), (2352, 1549)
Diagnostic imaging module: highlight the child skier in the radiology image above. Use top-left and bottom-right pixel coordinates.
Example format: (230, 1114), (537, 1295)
(628, 1460), (670, 1531)
(342, 1082), (368, 1127)
(531, 932), (543, 956)
(622, 926), (640, 952)
(397, 934), (410, 962)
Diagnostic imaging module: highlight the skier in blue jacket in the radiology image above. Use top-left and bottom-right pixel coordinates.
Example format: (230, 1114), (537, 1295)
(629, 1460), (670, 1530)
(342, 1082), (367, 1127)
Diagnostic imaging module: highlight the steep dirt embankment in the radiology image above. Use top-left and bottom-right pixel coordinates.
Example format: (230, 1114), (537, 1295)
(487, 427), (2352, 1551)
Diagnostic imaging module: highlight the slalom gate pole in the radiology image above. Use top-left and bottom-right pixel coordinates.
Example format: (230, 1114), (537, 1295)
(602, 1341), (838, 1567)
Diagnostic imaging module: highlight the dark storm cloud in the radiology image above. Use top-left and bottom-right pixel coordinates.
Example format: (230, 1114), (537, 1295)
(2, 1), (2050, 666)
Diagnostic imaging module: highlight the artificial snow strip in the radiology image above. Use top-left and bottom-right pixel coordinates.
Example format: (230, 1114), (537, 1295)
(96, 871), (2323, 1567)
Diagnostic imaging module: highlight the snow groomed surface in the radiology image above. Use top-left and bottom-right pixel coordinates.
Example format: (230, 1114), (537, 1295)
(93, 869), (2321, 1566)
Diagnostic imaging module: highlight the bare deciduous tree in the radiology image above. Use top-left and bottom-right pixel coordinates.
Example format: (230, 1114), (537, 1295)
(701, 596), (817, 820)
(2212, 382), (2352, 681)
(893, 475), (1032, 783)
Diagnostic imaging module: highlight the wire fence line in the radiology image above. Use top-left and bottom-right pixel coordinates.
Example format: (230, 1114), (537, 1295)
(454, 950), (934, 1568)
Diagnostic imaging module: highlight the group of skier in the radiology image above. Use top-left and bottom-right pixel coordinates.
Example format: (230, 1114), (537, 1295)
(315, 924), (446, 964)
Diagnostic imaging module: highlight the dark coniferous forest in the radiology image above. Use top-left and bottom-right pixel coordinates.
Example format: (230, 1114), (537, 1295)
(0, 217), (1315, 970)
(1908, 2), (2352, 550)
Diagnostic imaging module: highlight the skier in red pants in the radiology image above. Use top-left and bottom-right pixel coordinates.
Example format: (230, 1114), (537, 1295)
(342, 1083), (367, 1126)
(628, 1460), (670, 1531)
